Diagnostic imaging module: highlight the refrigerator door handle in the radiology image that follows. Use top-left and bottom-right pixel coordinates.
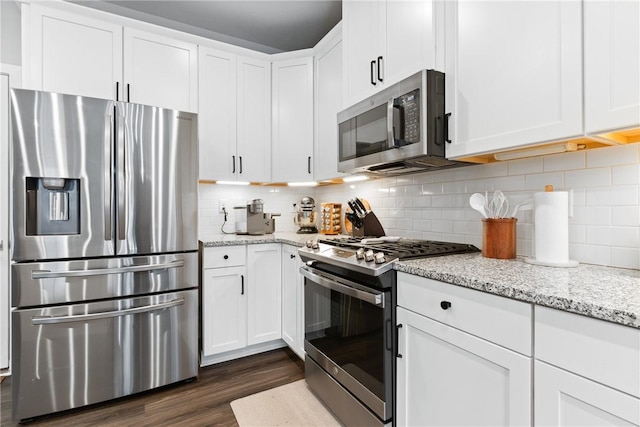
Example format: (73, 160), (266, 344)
(31, 259), (185, 279)
(31, 298), (185, 325)
(105, 108), (114, 241)
(117, 105), (126, 241)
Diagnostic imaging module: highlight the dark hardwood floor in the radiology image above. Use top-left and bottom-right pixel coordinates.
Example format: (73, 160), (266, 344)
(0, 348), (305, 426)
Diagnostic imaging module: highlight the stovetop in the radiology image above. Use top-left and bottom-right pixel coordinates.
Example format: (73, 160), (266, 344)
(298, 236), (479, 277)
(317, 237), (480, 260)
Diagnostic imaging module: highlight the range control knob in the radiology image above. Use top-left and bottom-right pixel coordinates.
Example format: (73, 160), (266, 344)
(374, 252), (386, 264)
(305, 240), (313, 248)
(364, 250), (375, 262)
(355, 248), (365, 260)
(311, 241), (319, 250)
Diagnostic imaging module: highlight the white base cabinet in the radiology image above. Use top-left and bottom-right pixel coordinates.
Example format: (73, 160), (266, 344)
(535, 361), (640, 427)
(396, 307), (531, 427)
(247, 244), (282, 345)
(281, 244), (304, 359)
(201, 244), (283, 365)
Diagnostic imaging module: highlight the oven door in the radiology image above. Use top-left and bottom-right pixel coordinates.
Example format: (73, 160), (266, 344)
(301, 265), (393, 422)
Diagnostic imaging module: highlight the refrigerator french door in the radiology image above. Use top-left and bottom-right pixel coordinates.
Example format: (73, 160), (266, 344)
(10, 89), (198, 421)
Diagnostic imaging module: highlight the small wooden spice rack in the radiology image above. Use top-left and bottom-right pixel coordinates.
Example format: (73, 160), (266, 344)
(320, 203), (342, 235)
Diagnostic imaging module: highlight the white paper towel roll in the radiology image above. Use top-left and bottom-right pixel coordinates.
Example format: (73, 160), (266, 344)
(525, 191), (578, 267)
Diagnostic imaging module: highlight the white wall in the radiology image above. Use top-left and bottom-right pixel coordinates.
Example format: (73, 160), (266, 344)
(199, 143), (640, 270)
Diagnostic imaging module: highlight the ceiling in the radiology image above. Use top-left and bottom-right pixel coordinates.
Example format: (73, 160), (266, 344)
(69, 0), (342, 54)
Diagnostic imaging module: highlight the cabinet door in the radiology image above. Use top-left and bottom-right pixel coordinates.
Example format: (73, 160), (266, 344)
(281, 245), (304, 359)
(584, 0), (640, 134)
(27, 4), (122, 100)
(396, 307), (532, 426)
(237, 57), (272, 182)
(314, 33), (345, 181)
(535, 361), (640, 426)
(384, 0), (440, 87)
(202, 266), (247, 356)
(343, 0), (382, 105)
(123, 29), (197, 112)
(247, 244), (282, 345)
(272, 57), (314, 182)
(198, 47), (237, 181)
(444, 0), (582, 159)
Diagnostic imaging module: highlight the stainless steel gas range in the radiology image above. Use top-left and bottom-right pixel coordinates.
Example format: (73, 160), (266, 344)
(299, 237), (479, 427)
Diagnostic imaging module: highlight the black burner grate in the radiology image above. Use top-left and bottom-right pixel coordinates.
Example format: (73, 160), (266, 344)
(318, 237), (479, 260)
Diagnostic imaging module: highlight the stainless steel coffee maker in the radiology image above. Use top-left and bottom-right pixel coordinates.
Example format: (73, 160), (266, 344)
(294, 196), (318, 234)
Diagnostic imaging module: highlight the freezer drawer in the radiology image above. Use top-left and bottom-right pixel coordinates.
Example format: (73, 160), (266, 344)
(12, 252), (197, 307)
(11, 289), (198, 421)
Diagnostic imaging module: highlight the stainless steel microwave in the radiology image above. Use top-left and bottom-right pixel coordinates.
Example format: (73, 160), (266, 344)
(337, 69), (465, 176)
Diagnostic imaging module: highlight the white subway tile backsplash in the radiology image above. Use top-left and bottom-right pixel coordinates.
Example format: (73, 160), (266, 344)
(525, 172), (564, 191)
(564, 167), (611, 189)
(612, 164), (640, 185)
(200, 144), (640, 269)
(587, 144), (640, 168)
(508, 157), (543, 175)
(543, 150), (586, 172)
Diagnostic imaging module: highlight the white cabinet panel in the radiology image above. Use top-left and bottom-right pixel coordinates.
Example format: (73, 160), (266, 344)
(199, 48), (236, 181)
(202, 266), (247, 356)
(237, 57), (272, 182)
(124, 29), (197, 112)
(198, 48), (270, 182)
(397, 307), (532, 426)
(27, 4), (122, 100)
(272, 56), (314, 182)
(247, 244), (282, 345)
(445, 0), (582, 158)
(281, 244), (304, 359)
(535, 361), (640, 427)
(584, 0), (640, 134)
(314, 27), (344, 181)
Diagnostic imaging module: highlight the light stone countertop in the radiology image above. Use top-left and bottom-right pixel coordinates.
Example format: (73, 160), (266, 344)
(396, 254), (640, 329)
(199, 234), (640, 329)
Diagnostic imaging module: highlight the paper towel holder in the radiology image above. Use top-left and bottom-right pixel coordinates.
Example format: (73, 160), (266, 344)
(524, 187), (578, 268)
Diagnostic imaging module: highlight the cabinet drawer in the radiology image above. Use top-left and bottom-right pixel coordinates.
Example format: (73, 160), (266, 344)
(535, 306), (640, 398)
(202, 246), (246, 269)
(397, 272), (532, 356)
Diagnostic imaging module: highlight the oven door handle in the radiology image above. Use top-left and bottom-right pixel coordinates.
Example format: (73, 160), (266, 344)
(300, 266), (385, 307)
(31, 298), (185, 325)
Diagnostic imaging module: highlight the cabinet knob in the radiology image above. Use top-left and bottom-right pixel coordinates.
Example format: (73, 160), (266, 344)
(290, 254), (296, 259)
(440, 301), (452, 310)
(223, 255), (229, 260)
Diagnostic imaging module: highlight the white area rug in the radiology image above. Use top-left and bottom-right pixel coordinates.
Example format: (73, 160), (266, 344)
(231, 379), (342, 426)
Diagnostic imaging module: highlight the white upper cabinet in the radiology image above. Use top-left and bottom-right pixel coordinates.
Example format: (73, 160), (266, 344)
(199, 47), (271, 182)
(123, 29), (197, 112)
(25, 4), (122, 100)
(272, 55), (314, 182)
(343, 0), (441, 106)
(584, 0), (640, 135)
(444, 0), (583, 159)
(313, 24), (345, 181)
(24, 3), (198, 112)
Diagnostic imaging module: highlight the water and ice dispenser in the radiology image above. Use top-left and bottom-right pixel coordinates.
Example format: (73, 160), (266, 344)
(26, 177), (80, 235)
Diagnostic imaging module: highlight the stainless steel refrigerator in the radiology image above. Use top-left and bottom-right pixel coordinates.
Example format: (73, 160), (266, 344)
(10, 89), (198, 421)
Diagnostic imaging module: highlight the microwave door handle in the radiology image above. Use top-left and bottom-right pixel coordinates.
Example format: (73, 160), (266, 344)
(393, 103), (406, 147)
(386, 100), (395, 149)
(300, 266), (384, 307)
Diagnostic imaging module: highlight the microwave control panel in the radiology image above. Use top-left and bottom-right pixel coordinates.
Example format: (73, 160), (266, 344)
(394, 89), (420, 144)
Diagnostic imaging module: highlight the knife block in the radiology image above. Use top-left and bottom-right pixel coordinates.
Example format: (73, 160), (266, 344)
(349, 212), (386, 238)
